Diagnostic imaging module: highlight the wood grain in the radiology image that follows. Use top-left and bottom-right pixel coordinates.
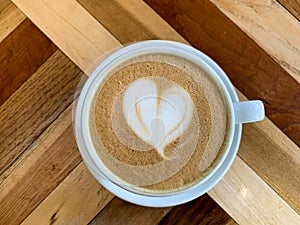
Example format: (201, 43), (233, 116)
(8, 0), (300, 224)
(0, 50), (82, 175)
(144, 0), (300, 146)
(0, 0), (11, 12)
(157, 194), (237, 225)
(0, 18), (57, 106)
(277, 0), (300, 21)
(209, 0), (300, 84)
(89, 198), (171, 225)
(12, 0), (120, 72)
(21, 161), (114, 225)
(0, 105), (82, 225)
(239, 121), (300, 213)
(0, 3), (25, 42)
(78, 0), (156, 44)
(114, 0), (187, 44)
(208, 157), (300, 225)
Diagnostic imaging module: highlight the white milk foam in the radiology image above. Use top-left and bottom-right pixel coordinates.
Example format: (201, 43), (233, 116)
(123, 78), (193, 158)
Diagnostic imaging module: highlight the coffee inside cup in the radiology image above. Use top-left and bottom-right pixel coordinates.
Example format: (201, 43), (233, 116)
(89, 53), (230, 194)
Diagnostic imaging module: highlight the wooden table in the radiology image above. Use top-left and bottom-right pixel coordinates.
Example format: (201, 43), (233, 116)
(1, 0), (299, 224)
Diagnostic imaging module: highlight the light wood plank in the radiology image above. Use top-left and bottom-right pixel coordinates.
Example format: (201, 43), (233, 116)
(21, 162), (114, 225)
(0, 3), (25, 42)
(11, 0), (120, 72)
(210, 0), (300, 84)
(208, 157), (300, 225)
(10, 0), (300, 224)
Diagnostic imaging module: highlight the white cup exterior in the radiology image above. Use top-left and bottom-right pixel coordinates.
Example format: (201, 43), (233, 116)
(74, 40), (264, 207)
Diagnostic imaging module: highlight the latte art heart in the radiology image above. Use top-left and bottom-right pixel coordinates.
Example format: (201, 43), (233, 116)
(123, 78), (194, 158)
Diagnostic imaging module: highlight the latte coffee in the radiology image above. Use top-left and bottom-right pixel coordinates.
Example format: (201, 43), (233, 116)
(89, 53), (230, 193)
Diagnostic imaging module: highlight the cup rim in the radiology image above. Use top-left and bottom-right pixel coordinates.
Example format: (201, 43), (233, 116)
(74, 40), (242, 207)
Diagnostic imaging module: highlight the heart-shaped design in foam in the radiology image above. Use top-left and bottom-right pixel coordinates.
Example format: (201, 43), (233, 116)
(123, 78), (194, 158)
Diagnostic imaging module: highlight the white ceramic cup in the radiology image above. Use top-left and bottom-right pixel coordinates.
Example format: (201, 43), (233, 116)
(74, 40), (264, 207)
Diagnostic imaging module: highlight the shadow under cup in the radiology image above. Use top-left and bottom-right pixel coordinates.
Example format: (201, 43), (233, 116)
(74, 40), (244, 207)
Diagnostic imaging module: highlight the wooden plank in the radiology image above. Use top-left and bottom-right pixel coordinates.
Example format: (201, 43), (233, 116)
(11, 0), (120, 72)
(78, 0), (157, 44)
(145, 0), (300, 147)
(235, 89), (300, 213)
(21, 162), (114, 225)
(208, 157), (300, 225)
(114, 0), (187, 44)
(277, 0), (300, 21)
(0, 0), (10, 12)
(89, 198), (171, 225)
(209, 0), (300, 84)
(239, 121), (300, 212)
(0, 18), (57, 106)
(0, 50), (82, 175)
(156, 194), (237, 225)
(10, 0), (300, 224)
(78, 0), (186, 45)
(0, 3), (25, 42)
(0, 104), (82, 225)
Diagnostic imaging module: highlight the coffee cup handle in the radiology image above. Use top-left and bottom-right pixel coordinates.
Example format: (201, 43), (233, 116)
(233, 100), (265, 124)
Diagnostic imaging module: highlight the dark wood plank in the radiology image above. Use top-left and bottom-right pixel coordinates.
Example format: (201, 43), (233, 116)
(0, 50), (83, 175)
(144, 0), (300, 146)
(277, 0), (300, 21)
(0, 18), (57, 106)
(78, 0), (157, 44)
(158, 194), (237, 225)
(89, 195), (237, 225)
(89, 197), (171, 225)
